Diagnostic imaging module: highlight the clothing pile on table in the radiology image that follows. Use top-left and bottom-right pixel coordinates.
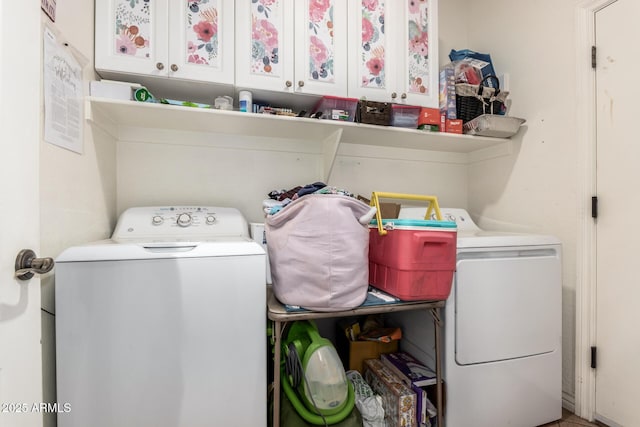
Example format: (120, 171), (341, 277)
(263, 182), (356, 215)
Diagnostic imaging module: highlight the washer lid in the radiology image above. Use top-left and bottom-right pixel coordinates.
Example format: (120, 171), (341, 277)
(55, 239), (265, 262)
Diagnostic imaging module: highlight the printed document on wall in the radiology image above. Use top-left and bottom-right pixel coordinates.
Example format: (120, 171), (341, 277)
(43, 27), (83, 154)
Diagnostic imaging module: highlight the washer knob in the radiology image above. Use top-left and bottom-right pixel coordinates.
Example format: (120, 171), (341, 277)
(152, 215), (164, 226)
(205, 215), (216, 225)
(177, 213), (192, 227)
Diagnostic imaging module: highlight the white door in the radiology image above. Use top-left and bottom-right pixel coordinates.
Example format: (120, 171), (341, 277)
(594, 0), (640, 425)
(0, 2), (43, 427)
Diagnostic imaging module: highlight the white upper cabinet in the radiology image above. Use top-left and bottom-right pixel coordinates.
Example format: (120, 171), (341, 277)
(348, 0), (439, 107)
(235, 0), (348, 97)
(347, 0), (398, 103)
(95, 0), (234, 85)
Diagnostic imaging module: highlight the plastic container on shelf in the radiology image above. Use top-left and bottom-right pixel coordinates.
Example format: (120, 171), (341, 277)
(239, 90), (252, 112)
(311, 96), (359, 122)
(390, 104), (421, 128)
(462, 114), (526, 138)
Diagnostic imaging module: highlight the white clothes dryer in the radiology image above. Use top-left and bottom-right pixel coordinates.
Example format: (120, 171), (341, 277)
(55, 206), (267, 427)
(397, 207), (562, 427)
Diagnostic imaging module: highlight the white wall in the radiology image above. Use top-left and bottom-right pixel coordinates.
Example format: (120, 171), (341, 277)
(116, 136), (468, 223)
(44, 0), (586, 420)
(39, 1), (117, 426)
(40, 0), (117, 311)
(463, 0), (579, 405)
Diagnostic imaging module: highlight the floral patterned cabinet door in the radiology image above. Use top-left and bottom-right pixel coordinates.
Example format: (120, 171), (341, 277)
(95, 0), (234, 85)
(347, 0), (400, 103)
(293, 0), (347, 96)
(236, 0), (347, 96)
(95, 0), (168, 77)
(167, 0), (234, 84)
(347, 0), (438, 107)
(397, 0), (439, 107)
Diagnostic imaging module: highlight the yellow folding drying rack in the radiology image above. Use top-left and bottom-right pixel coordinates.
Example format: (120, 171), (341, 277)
(370, 192), (443, 235)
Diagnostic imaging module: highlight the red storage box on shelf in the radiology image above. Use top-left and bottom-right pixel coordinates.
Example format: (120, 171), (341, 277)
(311, 95), (358, 122)
(367, 192), (457, 301)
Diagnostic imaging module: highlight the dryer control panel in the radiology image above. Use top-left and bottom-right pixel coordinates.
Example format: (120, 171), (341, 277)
(112, 206), (250, 242)
(398, 207), (480, 231)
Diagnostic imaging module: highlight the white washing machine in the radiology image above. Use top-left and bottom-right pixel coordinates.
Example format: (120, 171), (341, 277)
(396, 207), (562, 427)
(55, 206), (267, 427)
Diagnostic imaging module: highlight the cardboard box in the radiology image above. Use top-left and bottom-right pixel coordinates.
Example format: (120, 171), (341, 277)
(381, 352), (437, 427)
(363, 359), (417, 427)
(380, 203), (401, 219)
(446, 119), (463, 134)
(89, 80), (140, 100)
(453, 57), (496, 87)
(439, 66), (457, 119)
(380, 352), (436, 387)
(357, 195), (400, 219)
(440, 115), (463, 134)
(335, 322), (399, 373)
(348, 340), (398, 373)
(418, 107), (441, 126)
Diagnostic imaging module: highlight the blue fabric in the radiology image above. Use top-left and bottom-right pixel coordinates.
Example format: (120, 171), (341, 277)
(283, 287), (401, 312)
(297, 182), (327, 197)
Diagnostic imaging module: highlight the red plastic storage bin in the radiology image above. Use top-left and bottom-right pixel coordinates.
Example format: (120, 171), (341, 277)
(368, 219), (457, 301)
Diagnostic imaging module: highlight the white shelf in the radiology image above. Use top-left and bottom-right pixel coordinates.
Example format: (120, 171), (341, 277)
(85, 97), (511, 180)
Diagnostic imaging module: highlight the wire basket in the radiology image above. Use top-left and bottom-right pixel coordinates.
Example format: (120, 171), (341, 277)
(455, 75), (509, 123)
(358, 100), (392, 126)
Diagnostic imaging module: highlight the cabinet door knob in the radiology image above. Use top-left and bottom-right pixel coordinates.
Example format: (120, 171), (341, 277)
(171, 64), (179, 72)
(156, 62), (165, 70)
(285, 80), (292, 88)
(391, 92), (397, 99)
(401, 93), (407, 99)
(298, 80), (305, 87)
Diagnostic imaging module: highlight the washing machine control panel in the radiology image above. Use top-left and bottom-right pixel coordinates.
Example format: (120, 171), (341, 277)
(112, 206), (250, 241)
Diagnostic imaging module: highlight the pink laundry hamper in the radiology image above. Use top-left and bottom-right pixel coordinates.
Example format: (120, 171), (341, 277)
(265, 194), (376, 312)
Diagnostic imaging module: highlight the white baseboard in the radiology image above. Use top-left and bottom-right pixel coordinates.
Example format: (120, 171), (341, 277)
(562, 391), (575, 413)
